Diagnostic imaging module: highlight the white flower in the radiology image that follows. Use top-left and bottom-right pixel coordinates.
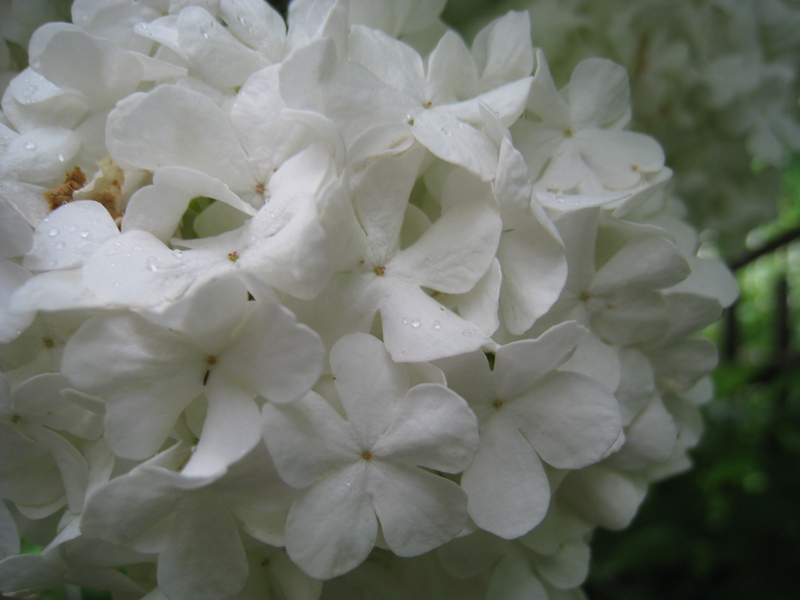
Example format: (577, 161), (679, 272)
(263, 333), (479, 579)
(513, 50), (665, 195)
(61, 276), (323, 464)
(439, 321), (622, 539)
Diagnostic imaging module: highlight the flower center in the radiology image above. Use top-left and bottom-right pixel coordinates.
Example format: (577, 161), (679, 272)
(203, 356), (217, 385)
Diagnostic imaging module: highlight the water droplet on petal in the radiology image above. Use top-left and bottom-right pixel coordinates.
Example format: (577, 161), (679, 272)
(441, 126), (452, 136)
(48, 228), (59, 237)
(57, 152), (65, 162)
(24, 141), (37, 150)
(432, 320), (441, 330)
(146, 256), (160, 272)
(172, 249), (183, 258)
(402, 318), (408, 325)
(55, 241), (64, 250)
(80, 229), (89, 239)
(411, 318), (421, 328)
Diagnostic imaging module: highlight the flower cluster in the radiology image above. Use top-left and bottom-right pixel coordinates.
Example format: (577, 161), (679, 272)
(471, 0), (800, 252)
(0, 1), (737, 598)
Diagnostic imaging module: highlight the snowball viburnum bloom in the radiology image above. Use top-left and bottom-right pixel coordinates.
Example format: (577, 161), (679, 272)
(513, 50), (665, 194)
(439, 321), (622, 539)
(289, 146), (502, 362)
(61, 276), (324, 467)
(262, 333), (479, 579)
(279, 10), (534, 181)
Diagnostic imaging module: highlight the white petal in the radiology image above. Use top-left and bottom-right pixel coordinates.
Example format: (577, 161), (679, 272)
(411, 110), (498, 181)
(512, 372), (621, 470)
(559, 466), (647, 530)
(220, 0), (286, 60)
(588, 288), (670, 346)
(487, 551), (548, 600)
(567, 58), (630, 130)
(285, 463), (375, 579)
(372, 383), (478, 473)
(0, 261), (34, 343)
(158, 492), (248, 600)
(0, 500), (19, 559)
(177, 6), (267, 90)
(106, 85), (253, 191)
(33, 27), (144, 110)
(122, 167), (255, 243)
(525, 49), (570, 127)
(329, 333), (408, 447)
(83, 230), (196, 307)
(24, 201), (119, 272)
(497, 225), (567, 335)
(348, 24), (425, 99)
(1, 127), (81, 184)
(368, 460), (468, 555)
(471, 11), (534, 87)
(577, 129), (664, 189)
(426, 30), (479, 102)
(379, 281), (492, 362)
(0, 200), (33, 258)
(10, 268), (106, 314)
(180, 376), (261, 479)
(604, 398), (678, 471)
(590, 232), (689, 295)
(389, 173), (501, 294)
(262, 392), (360, 489)
(461, 419), (549, 539)
(494, 321), (588, 399)
(219, 302), (324, 404)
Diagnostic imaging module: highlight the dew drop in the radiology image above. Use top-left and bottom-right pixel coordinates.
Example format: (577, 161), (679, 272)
(80, 229), (90, 239)
(24, 141), (37, 150)
(48, 228), (59, 237)
(462, 329), (474, 337)
(57, 152), (65, 162)
(411, 318), (421, 328)
(402, 318), (408, 325)
(172, 249), (183, 258)
(146, 256), (160, 272)
(432, 320), (441, 330)
(55, 241), (64, 250)
(441, 126), (452, 136)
